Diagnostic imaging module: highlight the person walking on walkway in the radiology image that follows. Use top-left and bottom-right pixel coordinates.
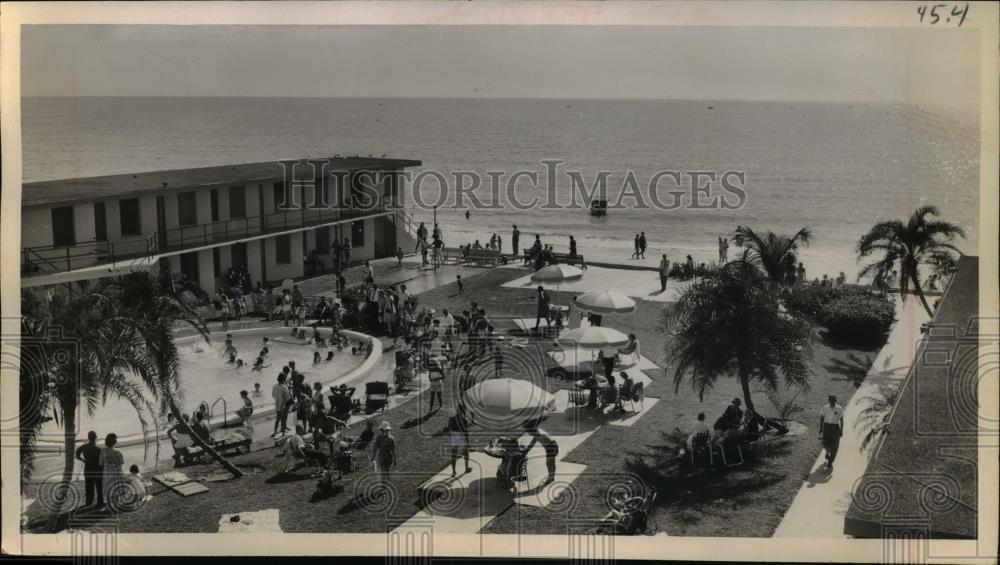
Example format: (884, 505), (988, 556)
(638, 232), (647, 259)
(631, 234), (641, 259)
(533, 286), (551, 331)
(658, 254), (670, 292)
(448, 412), (472, 476)
(819, 395), (844, 470)
(271, 373), (291, 437)
(415, 222), (428, 253)
(371, 421), (397, 487)
(75, 430), (104, 509)
(511, 225), (520, 256)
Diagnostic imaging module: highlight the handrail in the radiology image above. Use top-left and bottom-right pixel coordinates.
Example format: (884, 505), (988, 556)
(22, 204), (393, 277)
(209, 396), (227, 430)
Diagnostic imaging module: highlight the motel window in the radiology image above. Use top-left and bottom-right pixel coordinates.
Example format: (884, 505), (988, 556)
(119, 198), (142, 237)
(351, 220), (365, 247)
(210, 189), (219, 222)
(94, 202), (107, 242)
(275, 234), (291, 265)
(228, 186), (246, 219)
(273, 182), (286, 211)
(315, 227), (330, 253)
(178, 191), (198, 227)
(51, 207), (76, 247)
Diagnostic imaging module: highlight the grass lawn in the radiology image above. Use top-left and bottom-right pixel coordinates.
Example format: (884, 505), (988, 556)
(24, 265), (879, 536)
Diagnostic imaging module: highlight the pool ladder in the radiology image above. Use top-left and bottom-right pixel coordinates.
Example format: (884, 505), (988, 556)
(209, 397), (228, 429)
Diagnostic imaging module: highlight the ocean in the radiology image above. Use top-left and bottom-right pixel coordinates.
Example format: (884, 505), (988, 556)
(20, 97), (981, 279)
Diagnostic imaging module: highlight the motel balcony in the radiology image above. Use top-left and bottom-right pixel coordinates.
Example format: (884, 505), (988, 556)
(21, 202), (407, 279)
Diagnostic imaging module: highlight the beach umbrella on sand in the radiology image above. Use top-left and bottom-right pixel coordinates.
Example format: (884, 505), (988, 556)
(574, 289), (636, 315)
(464, 378), (556, 425)
(531, 264), (584, 305)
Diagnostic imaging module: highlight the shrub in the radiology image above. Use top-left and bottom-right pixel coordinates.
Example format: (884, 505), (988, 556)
(821, 292), (895, 348)
(783, 285), (895, 348)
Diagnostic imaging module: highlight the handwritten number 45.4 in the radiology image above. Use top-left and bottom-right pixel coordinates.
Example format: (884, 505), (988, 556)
(917, 3), (970, 26)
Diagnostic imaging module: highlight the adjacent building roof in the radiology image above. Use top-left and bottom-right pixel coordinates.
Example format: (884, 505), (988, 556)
(844, 255), (980, 539)
(21, 156), (422, 208)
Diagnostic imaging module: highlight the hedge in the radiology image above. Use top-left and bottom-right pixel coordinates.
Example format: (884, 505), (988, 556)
(784, 285), (895, 348)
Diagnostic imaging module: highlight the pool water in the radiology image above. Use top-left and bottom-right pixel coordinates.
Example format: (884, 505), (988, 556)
(38, 327), (368, 445)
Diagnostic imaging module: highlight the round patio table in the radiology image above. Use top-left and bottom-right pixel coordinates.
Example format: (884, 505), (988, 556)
(575, 377), (609, 389)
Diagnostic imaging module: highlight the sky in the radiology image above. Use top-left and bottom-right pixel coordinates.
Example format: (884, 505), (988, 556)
(21, 25), (980, 109)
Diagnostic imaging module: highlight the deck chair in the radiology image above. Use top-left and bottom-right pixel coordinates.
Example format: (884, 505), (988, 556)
(285, 441), (325, 476)
(568, 389), (588, 407)
(630, 381), (645, 410)
(711, 433), (744, 467)
(329, 394), (353, 424)
(365, 381), (390, 413)
(689, 431), (714, 465)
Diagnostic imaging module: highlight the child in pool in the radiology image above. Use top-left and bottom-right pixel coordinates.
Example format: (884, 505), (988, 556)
(224, 341), (237, 359)
(313, 351), (322, 364)
(235, 358), (245, 368)
(325, 351), (335, 361)
(290, 326), (298, 337)
(251, 383), (263, 398)
(227, 352), (237, 364)
(297, 328), (307, 340)
(312, 329), (327, 346)
(252, 354), (269, 371)
(262, 346), (270, 358)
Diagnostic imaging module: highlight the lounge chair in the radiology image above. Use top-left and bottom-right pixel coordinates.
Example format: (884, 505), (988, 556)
(630, 381), (645, 411)
(688, 431), (713, 465)
(365, 381), (390, 413)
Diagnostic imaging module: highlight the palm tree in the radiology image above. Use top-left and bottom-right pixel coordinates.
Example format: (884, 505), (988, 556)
(854, 384), (901, 452)
(857, 206), (965, 317)
(733, 226), (812, 285)
(21, 290), (160, 530)
(95, 270), (243, 478)
(660, 260), (812, 414)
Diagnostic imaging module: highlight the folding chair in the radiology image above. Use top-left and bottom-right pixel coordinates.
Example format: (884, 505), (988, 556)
(689, 431), (713, 465)
(568, 389), (588, 407)
(619, 384), (636, 412)
(631, 381), (645, 410)
(365, 381), (390, 413)
(711, 435), (744, 467)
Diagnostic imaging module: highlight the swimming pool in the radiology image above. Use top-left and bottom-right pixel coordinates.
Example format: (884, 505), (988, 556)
(37, 327), (372, 446)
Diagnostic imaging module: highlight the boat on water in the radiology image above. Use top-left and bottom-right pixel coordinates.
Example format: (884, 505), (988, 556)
(590, 199), (608, 216)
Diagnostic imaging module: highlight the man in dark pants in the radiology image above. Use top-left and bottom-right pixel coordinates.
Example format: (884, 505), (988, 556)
(75, 430), (104, 508)
(819, 395), (844, 470)
(511, 225), (520, 256)
(533, 286), (551, 331)
(525, 423), (559, 486)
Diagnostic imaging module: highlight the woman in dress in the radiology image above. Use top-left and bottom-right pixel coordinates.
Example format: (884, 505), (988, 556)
(99, 433), (125, 512)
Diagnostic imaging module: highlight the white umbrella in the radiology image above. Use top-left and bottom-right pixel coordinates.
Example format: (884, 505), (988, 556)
(464, 378), (556, 425)
(531, 264), (584, 283)
(557, 326), (630, 375)
(557, 326), (629, 349)
(574, 289), (636, 314)
(531, 264), (584, 308)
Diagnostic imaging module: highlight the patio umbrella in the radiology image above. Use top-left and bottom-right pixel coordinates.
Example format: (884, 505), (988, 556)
(557, 326), (630, 373)
(531, 264), (584, 307)
(574, 289), (636, 315)
(464, 378), (556, 426)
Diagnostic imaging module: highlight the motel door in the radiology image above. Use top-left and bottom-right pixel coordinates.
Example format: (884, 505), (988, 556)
(155, 196), (167, 249)
(231, 242), (248, 272)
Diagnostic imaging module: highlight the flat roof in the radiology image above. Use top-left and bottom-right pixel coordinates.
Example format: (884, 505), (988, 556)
(845, 256), (979, 539)
(21, 156), (422, 208)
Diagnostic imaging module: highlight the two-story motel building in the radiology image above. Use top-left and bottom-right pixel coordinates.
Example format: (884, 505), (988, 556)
(20, 157), (422, 293)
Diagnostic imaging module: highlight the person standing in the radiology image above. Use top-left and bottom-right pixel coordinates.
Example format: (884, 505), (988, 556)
(511, 225), (520, 256)
(638, 232), (647, 259)
(75, 431), (104, 509)
(524, 423), (558, 486)
(819, 395), (844, 470)
(415, 222), (428, 253)
(631, 234), (640, 259)
(432, 223), (442, 241)
(342, 238), (352, 267)
(371, 421), (397, 486)
(658, 254), (670, 292)
(721, 237), (729, 263)
(796, 262), (807, 285)
(533, 286), (551, 331)
(569, 235), (577, 259)
(449, 412), (472, 476)
(271, 373), (291, 437)
(99, 433), (124, 512)
(336, 271), (347, 297)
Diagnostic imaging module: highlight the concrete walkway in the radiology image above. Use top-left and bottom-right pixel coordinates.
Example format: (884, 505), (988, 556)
(502, 265), (693, 303)
(773, 296), (930, 538)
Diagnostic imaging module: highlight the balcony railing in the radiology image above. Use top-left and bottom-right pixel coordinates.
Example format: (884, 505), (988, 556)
(22, 202), (400, 278)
